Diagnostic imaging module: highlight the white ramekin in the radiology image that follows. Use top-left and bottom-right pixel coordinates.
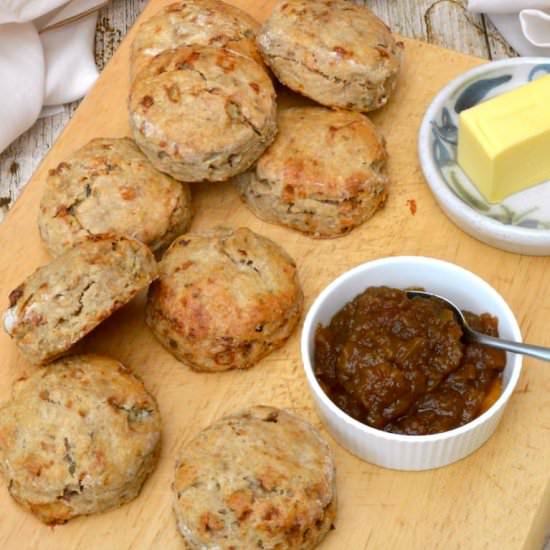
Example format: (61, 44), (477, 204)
(301, 256), (523, 471)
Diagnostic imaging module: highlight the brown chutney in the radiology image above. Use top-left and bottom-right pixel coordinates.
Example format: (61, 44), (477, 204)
(313, 286), (506, 435)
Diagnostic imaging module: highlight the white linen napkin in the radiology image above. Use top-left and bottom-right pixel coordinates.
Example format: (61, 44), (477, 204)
(0, 0), (107, 154)
(468, 0), (550, 56)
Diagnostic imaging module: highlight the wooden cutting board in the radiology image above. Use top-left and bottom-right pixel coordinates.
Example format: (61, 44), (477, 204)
(1, 1), (549, 548)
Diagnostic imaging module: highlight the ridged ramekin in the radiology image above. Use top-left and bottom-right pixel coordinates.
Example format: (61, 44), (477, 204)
(301, 256), (523, 471)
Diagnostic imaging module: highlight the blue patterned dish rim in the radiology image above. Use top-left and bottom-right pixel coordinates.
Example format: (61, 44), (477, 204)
(418, 57), (550, 254)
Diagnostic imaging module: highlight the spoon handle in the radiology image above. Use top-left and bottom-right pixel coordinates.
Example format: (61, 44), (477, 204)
(471, 331), (550, 362)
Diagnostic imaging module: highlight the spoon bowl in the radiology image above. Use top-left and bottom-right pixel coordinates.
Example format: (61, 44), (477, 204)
(406, 290), (550, 362)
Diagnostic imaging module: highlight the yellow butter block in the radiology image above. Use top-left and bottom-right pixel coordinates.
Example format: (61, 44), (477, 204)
(457, 75), (550, 203)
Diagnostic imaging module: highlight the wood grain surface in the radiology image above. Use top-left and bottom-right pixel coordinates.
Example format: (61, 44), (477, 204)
(0, 0), (517, 222)
(1, 1), (548, 550)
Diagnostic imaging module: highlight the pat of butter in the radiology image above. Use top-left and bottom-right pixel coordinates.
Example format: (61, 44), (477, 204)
(457, 75), (550, 203)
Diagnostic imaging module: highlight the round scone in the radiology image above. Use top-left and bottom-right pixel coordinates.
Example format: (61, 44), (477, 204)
(146, 227), (302, 371)
(3, 235), (157, 365)
(38, 137), (192, 257)
(173, 406), (336, 549)
(131, 0), (261, 80)
(258, 0), (403, 112)
(234, 106), (388, 238)
(0, 354), (161, 524)
(129, 46), (277, 183)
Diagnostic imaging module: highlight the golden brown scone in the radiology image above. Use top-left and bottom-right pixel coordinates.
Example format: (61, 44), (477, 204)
(234, 106), (388, 238)
(173, 406), (336, 549)
(129, 46), (277, 183)
(38, 137), (192, 257)
(0, 355), (161, 525)
(145, 227), (302, 372)
(131, 0), (261, 80)
(3, 235), (157, 365)
(258, 0), (403, 112)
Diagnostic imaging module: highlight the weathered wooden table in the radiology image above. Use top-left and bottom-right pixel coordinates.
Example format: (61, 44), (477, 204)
(0, 0), (516, 222)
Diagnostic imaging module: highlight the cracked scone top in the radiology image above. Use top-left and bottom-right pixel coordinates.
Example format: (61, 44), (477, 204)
(173, 406), (337, 549)
(258, 0), (403, 112)
(0, 354), (161, 524)
(130, 0), (261, 80)
(38, 137), (192, 257)
(146, 227), (303, 371)
(234, 106), (389, 238)
(3, 235), (158, 365)
(129, 46), (277, 182)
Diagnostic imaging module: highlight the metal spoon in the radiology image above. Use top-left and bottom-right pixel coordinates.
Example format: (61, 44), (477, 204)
(406, 290), (550, 362)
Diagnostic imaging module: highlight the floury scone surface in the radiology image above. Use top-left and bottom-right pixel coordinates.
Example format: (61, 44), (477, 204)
(130, 0), (262, 79)
(258, 0), (403, 111)
(38, 137), (192, 257)
(173, 406), (336, 549)
(0, 355), (161, 525)
(234, 106), (389, 237)
(129, 46), (277, 182)
(146, 227), (303, 372)
(3, 235), (157, 365)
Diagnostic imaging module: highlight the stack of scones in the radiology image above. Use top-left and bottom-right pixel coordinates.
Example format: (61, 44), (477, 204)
(0, 1), (403, 547)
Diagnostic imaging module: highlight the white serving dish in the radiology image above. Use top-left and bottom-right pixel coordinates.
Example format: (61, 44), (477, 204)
(301, 256), (523, 471)
(418, 57), (550, 255)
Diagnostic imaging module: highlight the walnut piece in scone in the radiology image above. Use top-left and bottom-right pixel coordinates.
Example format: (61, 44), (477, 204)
(0, 354), (161, 524)
(3, 235), (157, 365)
(131, 0), (261, 80)
(38, 137), (192, 257)
(234, 106), (389, 238)
(145, 227), (303, 372)
(129, 46), (277, 183)
(258, 0), (403, 112)
(173, 406), (336, 549)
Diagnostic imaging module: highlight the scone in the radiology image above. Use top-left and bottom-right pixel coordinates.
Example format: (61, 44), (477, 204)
(0, 355), (161, 524)
(234, 106), (388, 238)
(131, 0), (261, 80)
(38, 137), (192, 257)
(258, 0), (403, 112)
(173, 406), (336, 549)
(3, 235), (157, 365)
(129, 46), (277, 182)
(145, 227), (302, 371)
